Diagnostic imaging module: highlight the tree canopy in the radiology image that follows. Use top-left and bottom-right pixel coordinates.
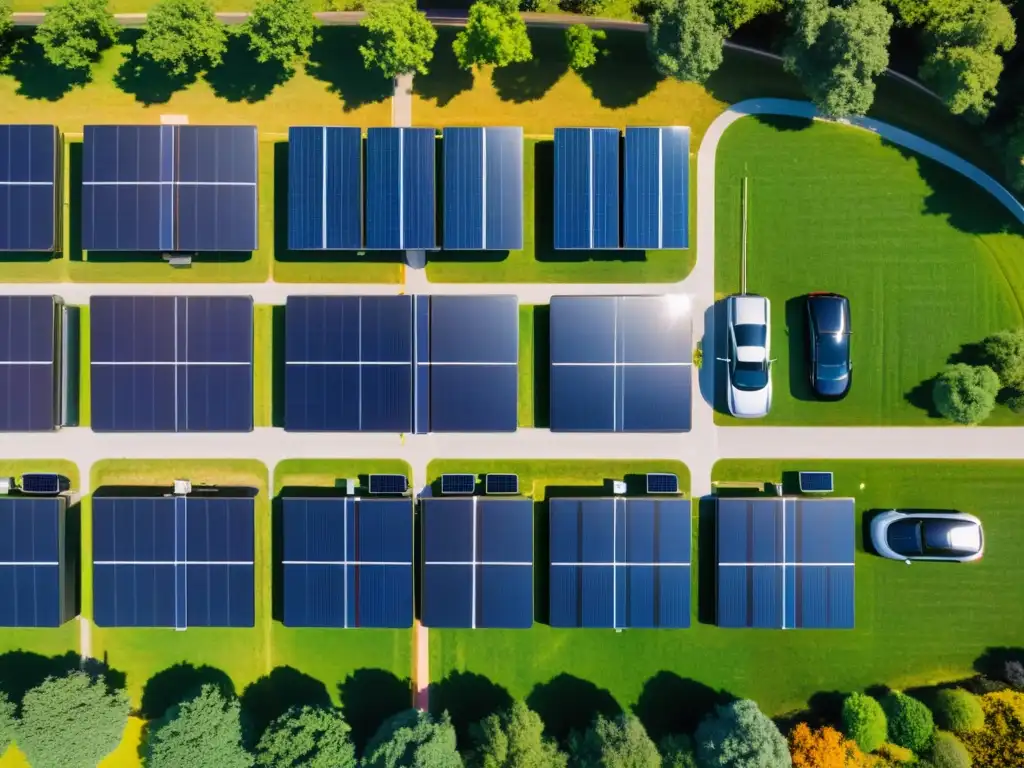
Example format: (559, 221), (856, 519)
(882, 692), (935, 754)
(660, 735), (698, 768)
(783, 0), (893, 117)
(920, 44), (1003, 116)
(565, 24), (605, 73)
(929, 731), (972, 768)
(453, 0), (531, 70)
(646, 0), (726, 84)
(364, 709), (463, 768)
(242, 0), (316, 70)
(35, 0), (119, 70)
(0, 691), (14, 756)
(18, 672), (130, 768)
(841, 693), (887, 754)
(0, 0), (14, 71)
(136, 0), (227, 75)
(359, 0), (437, 78)
(469, 700), (567, 768)
(568, 714), (661, 768)
(933, 690), (986, 734)
(788, 724), (865, 768)
(254, 705), (356, 768)
(694, 699), (792, 768)
(145, 684), (253, 768)
(715, 0), (780, 30)
(981, 328), (1024, 390)
(932, 363), (1000, 425)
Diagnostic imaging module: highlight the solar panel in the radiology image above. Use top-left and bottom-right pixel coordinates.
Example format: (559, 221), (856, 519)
(82, 125), (258, 252)
(441, 474), (476, 495)
(284, 296), (414, 432)
(0, 125), (59, 252)
(550, 296), (692, 432)
(485, 474), (518, 495)
(282, 497), (413, 628)
(288, 127), (362, 250)
(716, 498), (855, 629)
(646, 473), (679, 495)
(0, 497), (69, 627)
(549, 498), (690, 628)
(92, 495), (255, 628)
(368, 475), (408, 495)
(90, 296), (253, 432)
(365, 128), (436, 250)
(554, 128), (620, 250)
(623, 127), (689, 250)
(421, 497), (533, 628)
(799, 471), (834, 493)
(443, 127), (523, 250)
(0, 295), (59, 431)
(20, 473), (61, 495)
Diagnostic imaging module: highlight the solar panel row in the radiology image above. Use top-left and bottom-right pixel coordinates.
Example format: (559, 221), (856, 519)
(288, 127), (363, 250)
(623, 127), (690, 250)
(554, 128), (620, 250)
(0, 497), (69, 627)
(0, 295), (59, 431)
(0, 125), (59, 252)
(366, 127), (436, 250)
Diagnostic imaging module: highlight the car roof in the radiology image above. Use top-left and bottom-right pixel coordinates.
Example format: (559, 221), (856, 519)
(730, 294), (768, 326)
(808, 294), (848, 333)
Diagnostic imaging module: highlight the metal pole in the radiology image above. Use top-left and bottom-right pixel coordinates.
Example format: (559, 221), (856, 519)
(741, 176), (748, 294)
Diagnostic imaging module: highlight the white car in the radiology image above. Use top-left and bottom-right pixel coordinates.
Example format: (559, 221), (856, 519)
(870, 510), (984, 562)
(721, 294), (773, 418)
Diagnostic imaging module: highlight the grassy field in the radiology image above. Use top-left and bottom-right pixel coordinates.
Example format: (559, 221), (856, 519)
(519, 305), (535, 427)
(714, 116), (1024, 426)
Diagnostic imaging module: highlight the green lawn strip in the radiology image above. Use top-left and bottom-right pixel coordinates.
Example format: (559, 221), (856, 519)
(253, 305), (273, 428)
(89, 459), (271, 707)
(519, 305), (535, 427)
(714, 116), (1024, 427)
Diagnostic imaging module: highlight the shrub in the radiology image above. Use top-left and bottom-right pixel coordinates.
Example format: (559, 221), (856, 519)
(695, 699), (791, 767)
(841, 693), (888, 753)
(930, 732), (971, 768)
(789, 723), (865, 767)
(882, 692), (935, 754)
(932, 690), (985, 733)
(932, 363), (1000, 425)
(1004, 660), (1024, 690)
(982, 329), (1024, 390)
(876, 742), (914, 763)
(959, 690), (1024, 768)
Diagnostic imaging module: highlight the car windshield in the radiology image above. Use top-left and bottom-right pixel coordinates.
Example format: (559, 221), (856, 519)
(732, 360), (768, 391)
(734, 324), (767, 348)
(816, 335), (849, 375)
(886, 519), (924, 556)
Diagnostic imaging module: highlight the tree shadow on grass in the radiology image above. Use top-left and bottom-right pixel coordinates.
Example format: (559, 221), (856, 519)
(413, 28), (474, 107)
(205, 31), (292, 103)
(429, 671), (512, 748)
(7, 34), (91, 101)
(578, 30), (661, 109)
(775, 689), (847, 734)
(905, 339), (992, 418)
(491, 27), (569, 104)
(114, 31), (198, 106)
(634, 672), (732, 741)
(240, 666), (332, 748)
(140, 663), (235, 720)
(526, 673), (620, 743)
(338, 668), (412, 755)
(0, 651), (81, 710)
(305, 27), (392, 111)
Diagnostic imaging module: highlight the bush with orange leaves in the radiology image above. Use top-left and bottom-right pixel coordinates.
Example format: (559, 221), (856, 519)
(789, 723), (868, 768)
(959, 690), (1024, 768)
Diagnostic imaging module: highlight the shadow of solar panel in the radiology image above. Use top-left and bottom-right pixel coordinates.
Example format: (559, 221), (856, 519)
(485, 474), (518, 495)
(369, 475), (408, 495)
(288, 127), (363, 250)
(0, 498), (67, 627)
(0, 125), (59, 252)
(623, 127), (689, 250)
(441, 474), (475, 495)
(646, 473), (679, 494)
(0, 296), (58, 431)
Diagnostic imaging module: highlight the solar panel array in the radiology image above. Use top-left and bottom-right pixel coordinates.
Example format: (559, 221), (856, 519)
(369, 475), (408, 495)
(550, 296), (692, 432)
(646, 473), (679, 494)
(0, 497), (69, 627)
(549, 498), (690, 628)
(288, 127), (362, 250)
(623, 127), (689, 250)
(485, 474), (518, 495)
(716, 498), (855, 629)
(0, 296), (59, 431)
(282, 497), (413, 628)
(21, 473), (63, 495)
(799, 471), (834, 493)
(92, 495), (255, 628)
(443, 127), (523, 250)
(554, 128), (619, 250)
(366, 128), (435, 250)
(90, 296), (254, 432)
(0, 125), (59, 252)
(421, 497), (533, 628)
(82, 125), (258, 252)
(441, 474), (475, 495)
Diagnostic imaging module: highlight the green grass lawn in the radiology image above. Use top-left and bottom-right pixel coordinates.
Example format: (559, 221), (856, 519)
(714, 115), (1024, 426)
(519, 306), (535, 427)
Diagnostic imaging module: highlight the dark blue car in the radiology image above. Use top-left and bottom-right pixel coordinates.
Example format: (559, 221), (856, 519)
(806, 293), (852, 399)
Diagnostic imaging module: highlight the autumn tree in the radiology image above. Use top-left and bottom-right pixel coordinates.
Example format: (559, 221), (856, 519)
(789, 723), (866, 768)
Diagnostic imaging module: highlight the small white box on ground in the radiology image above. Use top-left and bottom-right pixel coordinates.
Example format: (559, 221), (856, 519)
(345, 479), (357, 496)
(612, 480), (627, 495)
(0, 478), (12, 495)
(173, 479), (192, 496)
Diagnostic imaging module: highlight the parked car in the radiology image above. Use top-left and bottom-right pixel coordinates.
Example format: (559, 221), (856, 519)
(720, 294), (772, 418)
(870, 510), (984, 562)
(806, 292), (852, 399)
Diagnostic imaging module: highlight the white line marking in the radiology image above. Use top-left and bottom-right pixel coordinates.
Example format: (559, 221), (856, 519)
(173, 298), (179, 432)
(0, 561), (60, 566)
(283, 560), (412, 566)
(425, 561), (531, 567)
(551, 562), (690, 567)
(95, 560), (255, 566)
(658, 128), (664, 249)
(0, 181), (53, 186)
(91, 361), (250, 366)
(588, 129), (594, 249)
(481, 128), (488, 249)
(551, 361), (692, 367)
(322, 126), (328, 250)
(717, 562), (855, 567)
(82, 181), (255, 187)
(781, 499), (786, 629)
(285, 360), (412, 366)
(0, 360), (53, 365)
(471, 496), (477, 629)
(398, 129), (404, 250)
(416, 361), (517, 367)
(343, 491), (349, 628)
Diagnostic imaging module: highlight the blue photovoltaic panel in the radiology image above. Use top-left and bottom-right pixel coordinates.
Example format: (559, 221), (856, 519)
(0, 295), (57, 431)
(549, 498), (690, 629)
(366, 128), (435, 250)
(646, 473), (679, 494)
(554, 128), (619, 250)
(285, 295), (414, 432)
(716, 498), (855, 629)
(623, 127), (689, 250)
(485, 474), (518, 495)
(369, 475), (408, 495)
(441, 474), (475, 495)
(443, 127), (523, 250)
(21, 473), (61, 495)
(282, 497), (413, 628)
(421, 498), (532, 628)
(90, 296), (253, 432)
(799, 471), (834, 493)
(92, 495), (255, 628)
(550, 296), (691, 432)
(0, 125), (58, 252)
(0, 498), (64, 627)
(288, 127), (363, 250)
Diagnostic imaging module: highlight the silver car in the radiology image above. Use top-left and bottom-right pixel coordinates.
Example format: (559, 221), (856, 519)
(719, 294), (773, 418)
(870, 510), (984, 562)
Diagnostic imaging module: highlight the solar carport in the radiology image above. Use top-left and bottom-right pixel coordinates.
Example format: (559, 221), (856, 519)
(623, 127), (689, 250)
(554, 128), (619, 250)
(0, 125), (60, 252)
(716, 497), (855, 629)
(287, 127), (363, 250)
(0, 295), (67, 431)
(366, 127), (436, 250)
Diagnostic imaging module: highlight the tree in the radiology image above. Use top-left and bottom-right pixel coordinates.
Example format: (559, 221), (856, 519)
(695, 699), (791, 768)
(715, 0), (780, 30)
(959, 690), (1024, 768)
(0, 691), (14, 756)
(841, 693), (887, 754)
(882, 692), (935, 754)
(242, 0), (315, 71)
(933, 690), (985, 734)
(932, 363), (1000, 425)
(660, 735), (697, 768)
(788, 723), (866, 768)
(453, 0), (531, 70)
(930, 732), (972, 768)
(254, 705), (356, 768)
(34, 0), (118, 70)
(565, 24), (604, 73)
(568, 714), (660, 767)
(364, 709), (462, 768)
(469, 700), (567, 768)
(925, 0), (1014, 50)
(136, 0), (226, 75)
(920, 45), (1003, 117)
(18, 671), (130, 768)
(145, 684), (252, 768)
(359, 0), (436, 78)
(783, 0), (893, 117)
(981, 329), (1024, 390)
(646, 0), (726, 84)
